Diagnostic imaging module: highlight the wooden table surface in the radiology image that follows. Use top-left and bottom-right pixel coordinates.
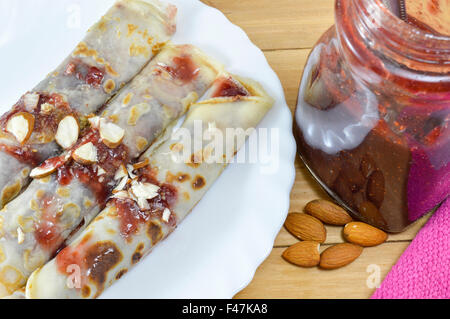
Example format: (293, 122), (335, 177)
(201, 0), (430, 299)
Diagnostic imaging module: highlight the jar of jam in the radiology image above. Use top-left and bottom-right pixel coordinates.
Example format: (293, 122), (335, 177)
(295, 0), (449, 232)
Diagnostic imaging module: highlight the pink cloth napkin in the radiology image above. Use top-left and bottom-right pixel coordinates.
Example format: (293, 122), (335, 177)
(372, 197), (450, 299)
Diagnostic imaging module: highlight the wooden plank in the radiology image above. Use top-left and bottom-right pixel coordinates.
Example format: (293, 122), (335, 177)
(235, 242), (410, 299)
(202, 0), (335, 50)
(263, 49), (310, 113)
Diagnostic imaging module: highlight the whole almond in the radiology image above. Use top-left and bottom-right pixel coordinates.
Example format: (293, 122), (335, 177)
(343, 222), (388, 247)
(320, 243), (363, 270)
(305, 199), (353, 226)
(285, 213), (327, 243)
(282, 241), (321, 267)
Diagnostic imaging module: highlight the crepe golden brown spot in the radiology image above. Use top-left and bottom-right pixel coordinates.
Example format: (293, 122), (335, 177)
(183, 192), (190, 201)
(0, 216), (4, 237)
(192, 176), (206, 190)
(39, 176), (51, 184)
(147, 221), (163, 246)
(23, 249), (45, 272)
(97, 19), (107, 32)
(0, 244), (5, 263)
(122, 93), (133, 106)
(109, 114), (119, 124)
(166, 172), (176, 183)
(0, 266), (24, 288)
(131, 252), (142, 265)
(18, 215), (35, 233)
(81, 285), (91, 298)
(73, 42), (118, 77)
(127, 24), (138, 37)
(59, 203), (81, 228)
(30, 199), (39, 211)
(115, 269), (128, 280)
(57, 187), (70, 198)
(136, 136), (148, 152)
(177, 173), (191, 183)
(128, 103), (151, 126)
(167, 172), (191, 184)
(152, 42), (164, 55)
(1, 180), (21, 205)
(85, 241), (123, 298)
(129, 43), (149, 58)
(103, 79), (116, 94)
(187, 153), (202, 168)
(170, 143), (184, 152)
(84, 198), (93, 209)
(21, 168), (30, 178)
(106, 206), (118, 218)
(36, 190), (45, 199)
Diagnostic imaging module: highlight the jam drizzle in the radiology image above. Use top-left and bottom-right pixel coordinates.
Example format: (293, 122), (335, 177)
(157, 55), (200, 83)
(114, 167), (178, 239)
(65, 59), (105, 88)
(212, 77), (249, 98)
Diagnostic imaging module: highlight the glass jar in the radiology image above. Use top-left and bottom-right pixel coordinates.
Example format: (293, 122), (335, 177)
(295, 0), (450, 232)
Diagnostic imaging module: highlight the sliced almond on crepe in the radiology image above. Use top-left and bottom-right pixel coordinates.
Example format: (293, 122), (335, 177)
(113, 176), (129, 192)
(162, 208), (171, 223)
(30, 154), (70, 179)
(23, 93), (40, 111)
(97, 166), (106, 176)
(100, 121), (125, 149)
(130, 181), (160, 200)
(6, 112), (35, 144)
(73, 142), (98, 164)
(115, 164), (128, 180)
(133, 158), (150, 170)
(30, 165), (57, 179)
(88, 116), (101, 129)
(127, 164), (137, 180)
(55, 115), (80, 149)
(111, 190), (130, 200)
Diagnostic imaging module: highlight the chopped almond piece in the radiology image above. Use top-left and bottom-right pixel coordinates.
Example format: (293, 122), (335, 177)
(115, 164), (128, 180)
(73, 142), (98, 164)
(100, 121), (125, 148)
(23, 93), (40, 111)
(133, 158), (150, 170)
(130, 181), (159, 200)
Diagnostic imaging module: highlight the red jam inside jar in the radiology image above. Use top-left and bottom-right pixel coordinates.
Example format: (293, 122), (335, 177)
(295, 0), (450, 232)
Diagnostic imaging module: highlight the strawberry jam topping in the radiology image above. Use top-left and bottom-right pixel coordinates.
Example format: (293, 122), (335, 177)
(212, 77), (249, 98)
(158, 55), (200, 83)
(114, 168), (177, 239)
(65, 59), (105, 88)
(56, 129), (129, 206)
(0, 144), (41, 166)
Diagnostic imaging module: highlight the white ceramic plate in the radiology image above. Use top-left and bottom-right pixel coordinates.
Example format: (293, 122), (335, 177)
(0, 0), (296, 298)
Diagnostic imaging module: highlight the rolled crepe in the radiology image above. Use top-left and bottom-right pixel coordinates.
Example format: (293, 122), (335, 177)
(0, 0), (176, 208)
(25, 75), (274, 299)
(0, 44), (222, 297)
